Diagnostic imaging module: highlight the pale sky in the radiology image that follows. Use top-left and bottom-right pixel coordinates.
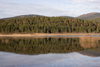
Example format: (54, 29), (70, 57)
(0, 0), (100, 18)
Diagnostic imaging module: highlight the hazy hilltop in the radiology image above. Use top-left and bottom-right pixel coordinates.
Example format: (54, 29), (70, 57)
(1, 14), (75, 19)
(57, 16), (74, 18)
(14, 14), (43, 18)
(12, 15), (74, 19)
(77, 12), (100, 20)
(1, 12), (100, 22)
(2, 14), (44, 19)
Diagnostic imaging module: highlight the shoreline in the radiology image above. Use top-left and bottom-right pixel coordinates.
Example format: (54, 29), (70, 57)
(0, 33), (100, 37)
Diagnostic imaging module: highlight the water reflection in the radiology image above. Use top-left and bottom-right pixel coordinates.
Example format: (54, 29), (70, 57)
(80, 36), (100, 48)
(0, 37), (100, 55)
(0, 36), (100, 67)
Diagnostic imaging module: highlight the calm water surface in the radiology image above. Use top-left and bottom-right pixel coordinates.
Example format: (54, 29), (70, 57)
(0, 35), (100, 67)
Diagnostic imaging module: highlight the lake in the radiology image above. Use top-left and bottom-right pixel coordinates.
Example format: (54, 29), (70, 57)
(0, 35), (100, 67)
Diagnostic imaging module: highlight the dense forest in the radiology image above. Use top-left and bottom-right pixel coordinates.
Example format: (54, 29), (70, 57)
(0, 37), (85, 54)
(0, 17), (100, 33)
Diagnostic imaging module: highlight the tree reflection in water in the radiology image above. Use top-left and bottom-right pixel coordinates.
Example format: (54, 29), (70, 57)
(0, 36), (100, 55)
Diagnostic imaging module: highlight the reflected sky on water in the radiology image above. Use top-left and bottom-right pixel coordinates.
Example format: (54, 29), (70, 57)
(0, 52), (100, 67)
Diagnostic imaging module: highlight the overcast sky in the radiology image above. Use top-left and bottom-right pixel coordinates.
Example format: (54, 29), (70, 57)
(0, 0), (100, 18)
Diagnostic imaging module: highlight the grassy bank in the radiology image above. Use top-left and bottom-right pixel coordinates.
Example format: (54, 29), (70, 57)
(0, 33), (100, 37)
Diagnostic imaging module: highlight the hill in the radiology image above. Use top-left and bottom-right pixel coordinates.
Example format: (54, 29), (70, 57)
(0, 16), (100, 34)
(88, 18), (100, 22)
(1, 14), (74, 19)
(1, 14), (44, 19)
(77, 12), (100, 20)
(14, 14), (44, 18)
(57, 16), (74, 18)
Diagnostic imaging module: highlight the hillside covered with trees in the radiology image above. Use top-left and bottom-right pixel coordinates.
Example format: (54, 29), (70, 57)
(0, 16), (100, 34)
(88, 18), (100, 22)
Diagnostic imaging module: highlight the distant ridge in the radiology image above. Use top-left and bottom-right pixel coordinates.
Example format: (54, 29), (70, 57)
(1, 14), (74, 19)
(1, 14), (44, 19)
(77, 12), (100, 20)
(57, 16), (74, 18)
(14, 14), (44, 18)
(1, 12), (100, 20)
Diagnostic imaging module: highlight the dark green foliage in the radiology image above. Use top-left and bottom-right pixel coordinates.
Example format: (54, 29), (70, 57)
(0, 37), (85, 54)
(0, 17), (100, 33)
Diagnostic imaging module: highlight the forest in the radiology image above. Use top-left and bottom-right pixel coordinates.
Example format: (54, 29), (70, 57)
(0, 17), (100, 33)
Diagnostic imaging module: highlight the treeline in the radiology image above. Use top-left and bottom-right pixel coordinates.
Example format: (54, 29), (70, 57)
(0, 38), (85, 54)
(0, 17), (100, 33)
